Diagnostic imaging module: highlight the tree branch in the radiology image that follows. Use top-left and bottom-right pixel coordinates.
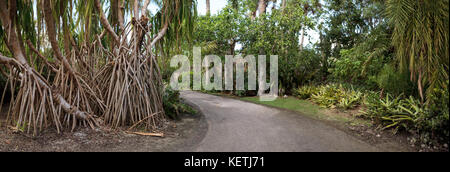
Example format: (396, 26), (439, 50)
(26, 40), (58, 72)
(0, 54), (16, 65)
(0, 53), (89, 120)
(0, 0), (28, 65)
(150, 21), (170, 47)
(141, 0), (151, 18)
(94, 0), (120, 45)
(42, 0), (76, 76)
(118, 0), (125, 33)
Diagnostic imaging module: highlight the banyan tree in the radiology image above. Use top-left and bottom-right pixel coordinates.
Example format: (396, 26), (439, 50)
(0, 0), (196, 135)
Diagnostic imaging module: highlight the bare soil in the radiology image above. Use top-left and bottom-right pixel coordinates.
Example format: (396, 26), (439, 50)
(0, 105), (208, 152)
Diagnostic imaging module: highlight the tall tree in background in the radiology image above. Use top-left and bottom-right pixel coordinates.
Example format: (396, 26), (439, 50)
(299, 0), (321, 52)
(206, 0), (211, 16)
(319, 0), (375, 59)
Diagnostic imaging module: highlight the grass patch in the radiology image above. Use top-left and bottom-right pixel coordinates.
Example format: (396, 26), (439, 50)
(241, 96), (370, 126)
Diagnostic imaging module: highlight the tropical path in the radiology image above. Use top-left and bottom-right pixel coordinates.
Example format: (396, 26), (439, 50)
(180, 91), (382, 152)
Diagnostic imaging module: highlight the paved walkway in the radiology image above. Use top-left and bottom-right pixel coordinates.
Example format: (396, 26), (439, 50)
(180, 91), (380, 152)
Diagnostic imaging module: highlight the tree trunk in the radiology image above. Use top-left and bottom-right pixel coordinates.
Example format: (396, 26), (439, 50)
(134, 0), (139, 55)
(95, 0), (120, 45)
(43, 0), (75, 75)
(150, 18), (171, 47)
(61, 1), (72, 61)
(134, 0), (139, 20)
(282, 0), (287, 10)
(118, 0), (125, 33)
(0, 0), (28, 65)
(230, 40), (236, 56)
(299, 26), (305, 52)
(258, 0), (266, 17)
(110, 0), (118, 50)
(206, 0), (211, 16)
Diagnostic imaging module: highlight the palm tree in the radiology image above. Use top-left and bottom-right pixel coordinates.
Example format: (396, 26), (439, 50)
(0, 0), (197, 134)
(386, 0), (449, 102)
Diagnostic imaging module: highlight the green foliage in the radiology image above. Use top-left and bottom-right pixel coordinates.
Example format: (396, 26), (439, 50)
(295, 84), (363, 110)
(337, 90), (363, 110)
(386, 0), (449, 101)
(246, 0), (323, 92)
(17, 0), (37, 45)
(234, 90), (247, 97)
(329, 20), (393, 88)
(194, 5), (243, 55)
(362, 94), (425, 133)
(163, 86), (196, 119)
(279, 49), (323, 92)
(422, 82), (449, 138)
(331, 48), (387, 87)
(362, 89), (449, 140)
(319, 0), (386, 59)
(374, 64), (416, 96)
(311, 84), (343, 108)
(293, 85), (319, 99)
(295, 81), (448, 140)
(331, 48), (364, 82)
(193, 0), (324, 94)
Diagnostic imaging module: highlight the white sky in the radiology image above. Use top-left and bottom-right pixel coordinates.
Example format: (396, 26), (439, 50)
(197, 0), (229, 16)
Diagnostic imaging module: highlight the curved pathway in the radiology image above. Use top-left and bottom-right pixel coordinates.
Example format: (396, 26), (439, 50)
(180, 91), (382, 152)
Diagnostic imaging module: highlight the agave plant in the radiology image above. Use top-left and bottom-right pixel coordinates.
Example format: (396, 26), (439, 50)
(338, 90), (363, 110)
(362, 93), (428, 133)
(293, 85), (319, 99)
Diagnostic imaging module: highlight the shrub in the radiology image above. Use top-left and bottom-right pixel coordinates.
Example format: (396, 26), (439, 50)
(300, 84), (363, 109)
(293, 85), (319, 99)
(310, 84), (345, 108)
(163, 86), (196, 119)
(362, 86), (449, 139)
(337, 90), (363, 110)
(331, 49), (364, 82)
(362, 93), (426, 133)
(375, 64), (416, 96)
(330, 46), (387, 89)
(421, 84), (449, 139)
